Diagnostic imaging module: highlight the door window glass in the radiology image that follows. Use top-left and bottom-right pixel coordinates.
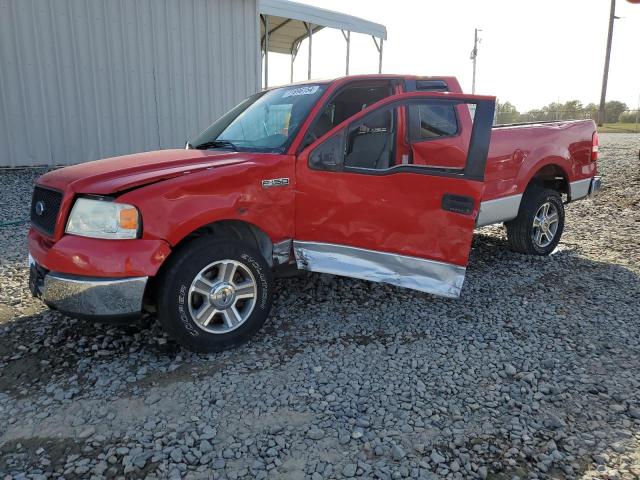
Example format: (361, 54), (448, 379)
(309, 98), (492, 180)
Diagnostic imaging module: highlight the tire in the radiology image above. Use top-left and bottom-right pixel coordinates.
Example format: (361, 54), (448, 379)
(505, 187), (565, 255)
(157, 237), (273, 352)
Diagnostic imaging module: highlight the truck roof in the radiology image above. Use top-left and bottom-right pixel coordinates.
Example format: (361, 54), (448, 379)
(267, 74), (463, 92)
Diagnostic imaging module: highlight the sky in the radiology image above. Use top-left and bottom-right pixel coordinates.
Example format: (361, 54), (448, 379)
(265, 0), (640, 112)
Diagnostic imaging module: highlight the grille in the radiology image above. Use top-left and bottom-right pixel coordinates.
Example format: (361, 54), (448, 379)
(30, 186), (63, 236)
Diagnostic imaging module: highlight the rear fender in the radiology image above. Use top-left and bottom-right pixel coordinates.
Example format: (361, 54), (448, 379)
(515, 144), (572, 194)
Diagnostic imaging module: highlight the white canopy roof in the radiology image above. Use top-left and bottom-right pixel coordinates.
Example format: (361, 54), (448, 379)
(259, 0), (387, 55)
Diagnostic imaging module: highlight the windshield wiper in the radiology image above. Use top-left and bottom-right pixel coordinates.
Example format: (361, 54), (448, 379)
(194, 140), (239, 151)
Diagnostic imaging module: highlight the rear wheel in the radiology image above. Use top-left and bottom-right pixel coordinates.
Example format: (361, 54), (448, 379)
(505, 188), (565, 255)
(157, 238), (273, 352)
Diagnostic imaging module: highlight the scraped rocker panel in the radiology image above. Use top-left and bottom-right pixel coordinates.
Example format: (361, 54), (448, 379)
(292, 241), (466, 298)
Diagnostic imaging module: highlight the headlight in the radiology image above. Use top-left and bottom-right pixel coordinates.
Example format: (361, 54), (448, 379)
(65, 198), (140, 239)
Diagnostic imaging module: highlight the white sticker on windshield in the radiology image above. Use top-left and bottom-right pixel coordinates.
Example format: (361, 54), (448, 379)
(282, 85), (320, 98)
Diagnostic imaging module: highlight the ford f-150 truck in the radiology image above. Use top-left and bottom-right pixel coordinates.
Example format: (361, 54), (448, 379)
(28, 75), (601, 352)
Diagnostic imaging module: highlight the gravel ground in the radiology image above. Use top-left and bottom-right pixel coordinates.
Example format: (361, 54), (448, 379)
(0, 133), (639, 480)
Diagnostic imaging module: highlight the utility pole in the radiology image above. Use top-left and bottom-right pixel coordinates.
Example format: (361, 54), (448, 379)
(636, 95), (640, 133)
(470, 28), (481, 94)
(598, 0), (617, 126)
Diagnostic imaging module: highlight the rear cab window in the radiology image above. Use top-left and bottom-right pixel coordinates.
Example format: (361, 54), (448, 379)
(404, 79), (470, 170)
(408, 104), (459, 140)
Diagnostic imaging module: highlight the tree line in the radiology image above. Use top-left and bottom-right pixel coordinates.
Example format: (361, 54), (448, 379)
(495, 100), (637, 124)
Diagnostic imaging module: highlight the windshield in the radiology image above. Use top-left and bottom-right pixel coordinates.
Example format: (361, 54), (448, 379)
(191, 84), (328, 153)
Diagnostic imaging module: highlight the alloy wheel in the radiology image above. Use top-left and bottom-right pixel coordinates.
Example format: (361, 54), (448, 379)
(187, 260), (257, 334)
(532, 201), (560, 248)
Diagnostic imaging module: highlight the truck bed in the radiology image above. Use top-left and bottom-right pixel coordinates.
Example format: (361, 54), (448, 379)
(483, 119), (597, 202)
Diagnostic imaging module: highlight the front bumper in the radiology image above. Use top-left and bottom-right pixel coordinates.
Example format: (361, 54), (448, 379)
(29, 255), (147, 320)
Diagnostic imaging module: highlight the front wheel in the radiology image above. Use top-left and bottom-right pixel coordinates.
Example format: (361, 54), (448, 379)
(505, 188), (565, 255)
(157, 238), (273, 352)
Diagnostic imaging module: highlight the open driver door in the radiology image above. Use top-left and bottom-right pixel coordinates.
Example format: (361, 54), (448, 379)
(293, 92), (495, 298)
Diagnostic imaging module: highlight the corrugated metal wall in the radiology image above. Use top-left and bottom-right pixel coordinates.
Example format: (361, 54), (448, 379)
(0, 0), (260, 167)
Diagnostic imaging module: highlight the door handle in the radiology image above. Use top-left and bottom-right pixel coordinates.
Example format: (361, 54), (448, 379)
(441, 194), (475, 215)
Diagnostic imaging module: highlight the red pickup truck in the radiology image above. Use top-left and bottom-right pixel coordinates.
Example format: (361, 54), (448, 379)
(28, 75), (601, 352)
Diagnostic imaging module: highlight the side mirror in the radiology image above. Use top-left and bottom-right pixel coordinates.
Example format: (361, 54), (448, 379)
(308, 131), (345, 172)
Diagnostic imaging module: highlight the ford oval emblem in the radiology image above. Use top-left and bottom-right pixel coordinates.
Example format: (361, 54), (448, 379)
(35, 201), (46, 216)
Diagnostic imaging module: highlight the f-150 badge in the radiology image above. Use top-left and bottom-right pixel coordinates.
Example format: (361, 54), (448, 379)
(262, 178), (290, 189)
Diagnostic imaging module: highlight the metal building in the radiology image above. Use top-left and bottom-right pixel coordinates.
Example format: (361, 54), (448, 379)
(0, 0), (385, 167)
(0, 0), (260, 168)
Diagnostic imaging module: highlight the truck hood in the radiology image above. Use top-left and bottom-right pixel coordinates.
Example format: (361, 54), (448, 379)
(37, 149), (250, 195)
